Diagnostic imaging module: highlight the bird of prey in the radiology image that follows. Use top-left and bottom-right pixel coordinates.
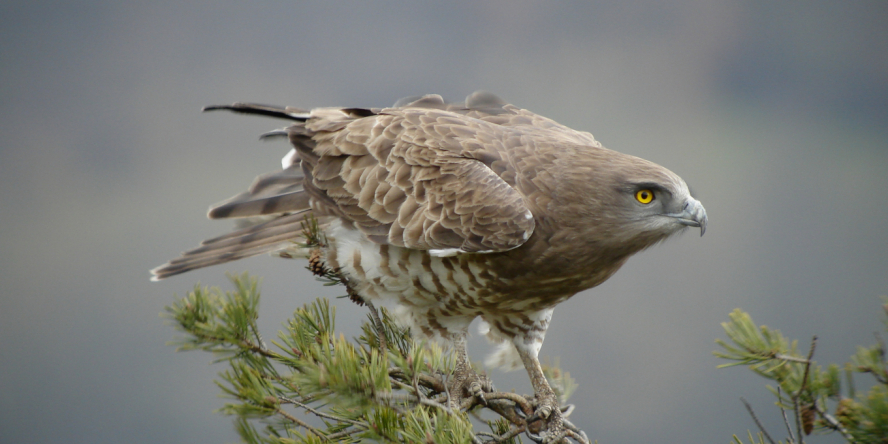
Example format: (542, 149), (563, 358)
(152, 91), (707, 437)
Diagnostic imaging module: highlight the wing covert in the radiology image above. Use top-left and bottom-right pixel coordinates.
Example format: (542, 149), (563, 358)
(306, 107), (536, 254)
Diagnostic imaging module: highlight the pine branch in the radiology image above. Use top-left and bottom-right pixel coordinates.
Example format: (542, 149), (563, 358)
(164, 272), (590, 443)
(716, 301), (888, 444)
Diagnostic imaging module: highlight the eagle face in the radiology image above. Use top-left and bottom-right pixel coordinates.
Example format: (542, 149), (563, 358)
(554, 147), (706, 256)
(618, 177), (707, 240)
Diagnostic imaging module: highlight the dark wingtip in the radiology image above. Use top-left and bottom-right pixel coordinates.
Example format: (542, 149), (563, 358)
(202, 103), (309, 121)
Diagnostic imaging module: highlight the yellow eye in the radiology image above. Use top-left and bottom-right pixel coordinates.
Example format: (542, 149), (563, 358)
(635, 189), (654, 204)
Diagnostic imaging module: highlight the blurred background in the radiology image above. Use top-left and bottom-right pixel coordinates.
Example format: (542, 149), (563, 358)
(1, 1), (886, 443)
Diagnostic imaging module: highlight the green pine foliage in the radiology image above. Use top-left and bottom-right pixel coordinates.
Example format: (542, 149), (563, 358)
(716, 301), (888, 444)
(164, 270), (887, 443)
(163, 273), (582, 443)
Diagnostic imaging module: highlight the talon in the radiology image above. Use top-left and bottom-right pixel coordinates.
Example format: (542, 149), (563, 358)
(446, 356), (492, 410)
(537, 404), (552, 419)
(468, 381), (487, 404)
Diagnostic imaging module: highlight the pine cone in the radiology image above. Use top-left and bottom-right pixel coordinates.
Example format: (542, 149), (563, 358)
(347, 285), (365, 306)
(801, 403), (816, 435)
(307, 249), (326, 276)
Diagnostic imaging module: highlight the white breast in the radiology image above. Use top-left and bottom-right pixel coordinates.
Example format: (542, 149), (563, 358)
(323, 220), (490, 340)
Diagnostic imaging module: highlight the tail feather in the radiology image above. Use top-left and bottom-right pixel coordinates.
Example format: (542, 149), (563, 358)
(208, 191), (310, 219)
(153, 103), (324, 281)
(151, 242), (290, 281)
(246, 166), (303, 193)
(151, 212), (310, 280)
(178, 214), (308, 259)
(197, 210), (308, 244)
(207, 167), (308, 219)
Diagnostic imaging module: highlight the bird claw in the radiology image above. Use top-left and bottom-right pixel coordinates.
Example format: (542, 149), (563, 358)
(448, 365), (493, 410)
(536, 404), (553, 419)
(468, 381), (488, 405)
(525, 395), (569, 443)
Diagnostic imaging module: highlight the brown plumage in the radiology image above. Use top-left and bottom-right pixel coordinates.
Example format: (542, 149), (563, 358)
(152, 91), (707, 436)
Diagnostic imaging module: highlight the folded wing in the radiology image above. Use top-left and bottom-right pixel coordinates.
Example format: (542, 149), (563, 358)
(153, 93), (570, 279)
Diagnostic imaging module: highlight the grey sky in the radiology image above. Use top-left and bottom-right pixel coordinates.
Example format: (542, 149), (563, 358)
(1, 2), (886, 443)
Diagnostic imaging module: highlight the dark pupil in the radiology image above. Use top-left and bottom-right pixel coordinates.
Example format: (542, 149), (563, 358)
(641, 191), (649, 199)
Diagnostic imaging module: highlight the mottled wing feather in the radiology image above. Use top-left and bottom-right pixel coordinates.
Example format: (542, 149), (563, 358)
(152, 92), (600, 280)
(303, 105), (535, 253)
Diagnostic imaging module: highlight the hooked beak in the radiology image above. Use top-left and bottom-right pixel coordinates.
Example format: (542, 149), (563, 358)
(668, 197), (708, 236)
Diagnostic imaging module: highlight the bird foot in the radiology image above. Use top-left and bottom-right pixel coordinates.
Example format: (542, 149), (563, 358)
(447, 366), (494, 410)
(527, 395), (568, 443)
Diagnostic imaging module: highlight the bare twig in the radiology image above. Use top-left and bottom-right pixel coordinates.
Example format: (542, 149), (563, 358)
(777, 386), (795, 443)
(773, 354), (814, 364)
(390, 378), (421, 397)
(740, 397), (777, 444)
(813, 401), (855, 442)
(275, 406), (326, 439)
(442, 373), (453, 411)
(484, 391), (534, 416)
(564, 428), (592, 444)
(278, 395), (367, 429)
(324, 426), (367, 441)
(411, 369), (424, 406)
(388, 368), (447, 393)
(792, 397), (802, 444)
(189, 329), (280, 360)
(376, 390), (457, 416)
(793, 336), (818, 444)
(737, 341), (811, 365)
(478, 424), (525, 443)
(797, 337), (817, 395)
(239, 338), (279, 360)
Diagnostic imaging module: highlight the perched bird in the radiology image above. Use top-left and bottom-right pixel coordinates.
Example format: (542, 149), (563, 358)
(152, 92), (707, 436)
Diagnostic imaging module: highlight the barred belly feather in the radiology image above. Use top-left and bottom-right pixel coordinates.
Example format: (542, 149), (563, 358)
(325, 219), (487, 341)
